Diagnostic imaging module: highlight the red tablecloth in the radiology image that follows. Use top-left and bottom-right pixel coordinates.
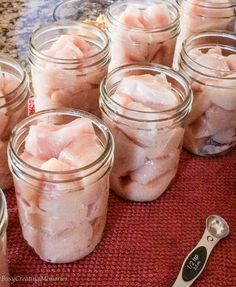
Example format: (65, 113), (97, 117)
(5, 148), (236, 287)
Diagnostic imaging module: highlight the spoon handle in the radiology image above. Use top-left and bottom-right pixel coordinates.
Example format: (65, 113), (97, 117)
(172, 229), (220, 287)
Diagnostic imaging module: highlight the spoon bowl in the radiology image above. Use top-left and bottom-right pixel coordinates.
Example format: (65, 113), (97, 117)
(206, 215), (230, 239)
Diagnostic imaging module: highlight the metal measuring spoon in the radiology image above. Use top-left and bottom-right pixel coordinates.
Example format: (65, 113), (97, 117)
(172, 215), (230, 287)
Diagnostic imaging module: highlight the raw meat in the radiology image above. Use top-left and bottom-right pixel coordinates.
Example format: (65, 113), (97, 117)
(108, 3), (178, 71)
(183, 48), (236, 155)
(12, 117), (111, 263)
(102, 73), (185, 201)
(0, 69), (28, 189)
(173, 0), (235, 67)
(31, 34), (107, 116)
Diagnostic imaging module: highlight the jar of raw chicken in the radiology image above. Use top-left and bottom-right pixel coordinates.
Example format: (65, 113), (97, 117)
(106, 0), (180, 71)
(100, 64), (192, 202)
(0, 55), (29, 190)
(179, 31), (236, 156)
(8, 109), (114, 263)
(0, 189), (9, 287)
(29, 22), (110, 115)
(173, 0), (236, 67)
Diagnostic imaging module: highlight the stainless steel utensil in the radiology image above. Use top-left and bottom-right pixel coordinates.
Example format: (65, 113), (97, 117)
(173, 215), (230, 287)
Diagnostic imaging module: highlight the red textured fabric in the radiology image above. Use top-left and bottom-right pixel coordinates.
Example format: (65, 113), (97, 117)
(4, 101), (236, 287)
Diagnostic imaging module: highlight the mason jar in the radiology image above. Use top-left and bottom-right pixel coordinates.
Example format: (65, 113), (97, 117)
(173, 0), (236, 67)
(100, 64), (192, 202)
(0, 55), (29, 190)
(179, 31), (236, 156)
(106, 0), (180, 71)
(0, 189), (9, 287)
(29, 21), (110, 116)
(8, 109), (114, 263)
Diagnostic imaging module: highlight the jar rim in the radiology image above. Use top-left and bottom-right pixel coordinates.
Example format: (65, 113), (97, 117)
(177, 0), (236, 10)
(106, 0), (180, 34)
(0, 54), (28, 109)
(29, 21), (109, 65)
(0, 189), (8, 239)
(9, 108), (114, 181)
(181, 31), (236, 80)
(100, 63), (192, 123)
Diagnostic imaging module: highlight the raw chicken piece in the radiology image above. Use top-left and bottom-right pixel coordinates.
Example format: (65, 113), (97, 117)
(21, 221), (95, 263)
(108, 2), (177, 70)
(204, 83), (236, 111)
(194, 53), (230, 76)
(226, 55), (236, 70)
(25, 118), (94, 160)
(187, 89), (212, 124)
(119, 6), (144, 28)
(142, 4), (172, 28)
(41, 158), (74, 171)
(58, 134), (104, 171)
(36, 178), (108, 219)
(17, 177), (108, 263)
(116, 74), (179, 109)
(111, 130), (146, 176)
(17, 197), (87, 235)
(50, 35), (93, 54)
(20, 151), (46, 168)
(183, 126), (206, 155)
(0, 71), (19, 94)
(191, 105), (236, 138)
(144, 128), (184, 159)
(31, 34), (107, 115)
(53, 43), (84, 60)
(111, 168), (177, 202)
(130, 151), (179, 185)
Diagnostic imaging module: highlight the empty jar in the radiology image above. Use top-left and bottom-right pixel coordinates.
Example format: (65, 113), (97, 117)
(106, 0), (180, 71)
(178, 31), (236, 156)
(0, 55), (29, 190)
(8, 109), (114, 263)
(100, 64), (192, 202)
(29, 22), (110, 116)
(173, 0), (236, 67)
(0, 189), (9, 287)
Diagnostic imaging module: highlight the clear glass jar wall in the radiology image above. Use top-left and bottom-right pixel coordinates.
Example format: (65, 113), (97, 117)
(100, 64), (192, 202)
(0, 189), (9, 287)
(29, 22), (110, 116)
(0, 55), (29, 190)
(8, 109), (114, 263)
(179, 31), (236, 156)
(106, 0), (180, 71)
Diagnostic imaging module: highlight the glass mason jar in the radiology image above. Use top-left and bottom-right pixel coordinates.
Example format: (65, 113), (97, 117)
(179, 31), (236, 156)
(173, 0), (236, 67)
(106, 0), (180, 71)
(0, 55), (29, 190)
(8, 109), (114, 263)
(29, 22), (110, 116)
(100, 64), (192, 202)
(0, 189), (9, 287)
